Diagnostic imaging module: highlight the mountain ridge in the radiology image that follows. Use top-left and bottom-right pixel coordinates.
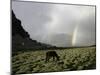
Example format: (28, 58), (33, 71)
(12, 10), (54, 52)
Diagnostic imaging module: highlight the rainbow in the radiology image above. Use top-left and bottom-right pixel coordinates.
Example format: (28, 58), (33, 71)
(72, 25), (78, 46)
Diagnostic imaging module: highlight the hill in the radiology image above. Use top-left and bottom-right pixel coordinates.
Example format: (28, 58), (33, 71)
(12, 10), (54, 52)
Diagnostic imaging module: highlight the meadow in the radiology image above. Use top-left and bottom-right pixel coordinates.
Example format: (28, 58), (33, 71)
(12, 47), (96, 74)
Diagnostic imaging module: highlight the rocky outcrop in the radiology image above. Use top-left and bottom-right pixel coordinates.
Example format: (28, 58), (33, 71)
(12, 10), (53, 52)
(12, 11), (29, 38)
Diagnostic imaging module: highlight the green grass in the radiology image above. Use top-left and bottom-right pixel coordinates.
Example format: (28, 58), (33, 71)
(12, 47), (96, 74)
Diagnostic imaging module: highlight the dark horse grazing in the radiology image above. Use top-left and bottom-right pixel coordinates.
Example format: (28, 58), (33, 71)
(45, 51), (60, 62)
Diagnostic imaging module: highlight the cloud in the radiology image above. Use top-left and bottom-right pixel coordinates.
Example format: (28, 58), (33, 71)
(75, 11), (95, 46)
(12, 1), (96, 47)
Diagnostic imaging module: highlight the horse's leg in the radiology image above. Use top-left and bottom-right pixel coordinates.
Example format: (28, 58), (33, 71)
(47, 56), (50, 62)
(45, 56), (48, 63)
(53, 56), (55, 61)
(54, 56), (58, 62)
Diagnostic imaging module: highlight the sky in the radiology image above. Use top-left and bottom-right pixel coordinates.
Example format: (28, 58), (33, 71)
(12, 1), (96, 47)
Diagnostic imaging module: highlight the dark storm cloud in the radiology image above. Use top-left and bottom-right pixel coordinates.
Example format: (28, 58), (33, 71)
(12, 1), (96, 47)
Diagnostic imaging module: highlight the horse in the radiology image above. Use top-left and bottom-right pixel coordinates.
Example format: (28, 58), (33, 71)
(45, 51), (60, 62)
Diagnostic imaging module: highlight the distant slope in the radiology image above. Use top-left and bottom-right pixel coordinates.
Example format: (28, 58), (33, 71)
(90, 45), (96, 47)
(12, 10), (54, 51)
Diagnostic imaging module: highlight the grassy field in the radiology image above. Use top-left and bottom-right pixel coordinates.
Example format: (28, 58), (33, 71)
(12, 47), (96, 74)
